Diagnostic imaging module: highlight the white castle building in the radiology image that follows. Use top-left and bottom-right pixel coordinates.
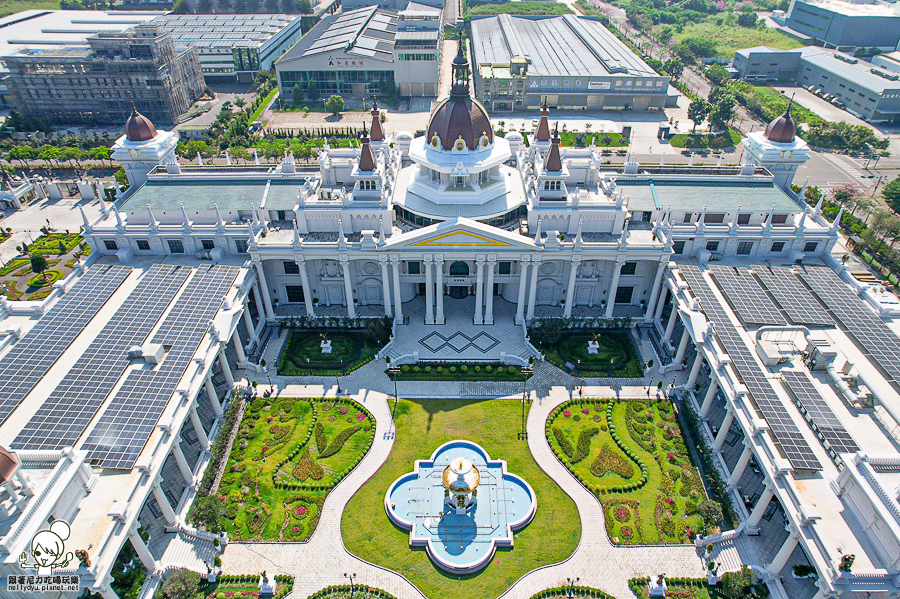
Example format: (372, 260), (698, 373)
(3, 40), (900, 599)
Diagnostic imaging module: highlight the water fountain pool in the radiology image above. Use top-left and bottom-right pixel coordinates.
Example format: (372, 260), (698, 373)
(385, 440), (536, 573)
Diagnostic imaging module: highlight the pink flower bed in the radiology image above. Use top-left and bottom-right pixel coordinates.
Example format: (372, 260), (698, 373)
(582, 408), (590, 415)
(261, 445), (269, 453)
(356, 413), (366, 421)
(563, 410), (572, 418)
(295, 505), (307, 516)
(340, 406), (349, 415)
(293, 526), (300, 533)
(266, 417), (273, 423)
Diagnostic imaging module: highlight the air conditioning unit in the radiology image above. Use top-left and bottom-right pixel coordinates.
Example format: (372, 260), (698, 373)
(127, 343), (165, 364)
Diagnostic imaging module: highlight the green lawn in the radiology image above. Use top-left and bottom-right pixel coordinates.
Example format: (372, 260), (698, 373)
(468, 0), (572, 15)
(389, 362), (531, 381)
(530, 329), (644, 378)
(278, 327), (388, 375)
(732, 83), (824, 126)
(669, 128), (742, 149)
(0, 233), (88, 301)
(0, 0), (58, 17)
(218, 397), (374, 541)
(559, 131), (629, 148)
(342, 399), (580, 598)
(547, 399), (706, 544)
(668, 19), (803, 58)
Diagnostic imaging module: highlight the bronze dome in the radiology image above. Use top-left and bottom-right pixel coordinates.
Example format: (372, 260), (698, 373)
(764, 100), (797, 144)
(0, 446), (20, 485)
(125, 105), (158, 142)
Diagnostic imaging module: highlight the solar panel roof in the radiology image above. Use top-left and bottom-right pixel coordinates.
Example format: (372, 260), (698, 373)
(753, 266), (833, 327)
(710, 265), (787, 326)
(781, 370), (859, 459)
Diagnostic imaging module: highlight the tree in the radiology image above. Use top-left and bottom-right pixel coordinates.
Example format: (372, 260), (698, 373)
(663, 56), (684, 80)
(30, 255), (49, 281)
(7, 145), (35, 167)
(698, 500), (723, 528)
(708, 95), (736, 128)
(189, 495), (227, 533)
(869, 208), (895, 252)
(292, 84), (303, 106)
(160, 569), (201, 599)
(719, 566), (769, 599)
(657, 25), (673, 44)
(737, 10), (758, 27)
(230, 146), (251, 163)
(89, 146), (112, 165)
(197, 0), (213, 11)
(36, 144), (61, 168)
(883, 176), (900, 210)
(687, 99), (710, 132)
(706, 63), (730, 86)
(171, 0), (189, 13)
(297, 0), (313, 12)
(325, 94), (345, 117)
(233, 98), (247, 112)
(306, 82), (320, 102)
(831, 184), (859, 208)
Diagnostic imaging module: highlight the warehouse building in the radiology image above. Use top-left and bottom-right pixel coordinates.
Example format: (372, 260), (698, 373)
(470, 14), (674, 112)
(785, 0), (900, 52)
(733, 46), (900, 123)
(275, 4), (442, 100)
(148, 13), (305, 82)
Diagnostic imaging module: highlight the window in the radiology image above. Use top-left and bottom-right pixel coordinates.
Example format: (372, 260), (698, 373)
(167, 239), (185, 254)
(284, 261), (300, 275)
(407, 261), (421, 275)
(737, 213), (751, 225)
(704, 213), (726, 224)
(499, 261), (512, 275)
(201, 239), (215, 251)
(286, 285), (305, 303)
(706, 241), (720, 252)
(803, 242), (818, 253)
(621, 262), (637, 276)
(235, 239), (249, 254)
(771, 214), (788, 224)
(673, 240), (686, 255)
(136, 239), (150, 251)
(737, 241), (754, 255)
(544, 180), (562, 191)
(359, 179), (376, 190)
(614, 286), (634, 304)
(683, 213), (693, 223)
(103, 240), (118, 251)
(771, 241), (785, 253)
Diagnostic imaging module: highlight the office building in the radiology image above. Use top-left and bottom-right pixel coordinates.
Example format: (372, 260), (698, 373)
(785, 0), (900, 51)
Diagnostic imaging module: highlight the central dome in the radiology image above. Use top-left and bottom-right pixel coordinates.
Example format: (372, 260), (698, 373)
(427, 96), (493, 151)
(764, 98), (797, 144)
(125, 105), (158, 142)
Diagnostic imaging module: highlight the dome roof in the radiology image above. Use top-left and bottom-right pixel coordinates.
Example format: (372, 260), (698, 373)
(0, 446), (20, 485)
(764, 99), (797, 144)
(125, 105), (158, 142)
(442, 457), (480, 494)
(427, 96), (493, 151)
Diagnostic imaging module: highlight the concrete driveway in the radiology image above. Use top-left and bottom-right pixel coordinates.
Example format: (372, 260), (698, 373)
(773, 86), (882, 132)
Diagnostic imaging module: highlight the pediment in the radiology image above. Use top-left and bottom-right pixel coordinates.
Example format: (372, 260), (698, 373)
(385, 217), (536, 250)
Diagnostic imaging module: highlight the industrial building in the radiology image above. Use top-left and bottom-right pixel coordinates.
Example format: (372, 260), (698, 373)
(733, 46), (900, 123)
(148, 13), (305, 82)
(1, 24), (206, 125)
(470, 14), (675, 112)
(784, 0), (900, 52)
(275, 4), (442, 100)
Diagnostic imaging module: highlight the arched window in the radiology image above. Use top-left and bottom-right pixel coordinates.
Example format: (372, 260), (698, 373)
(449, 261), (469, 276)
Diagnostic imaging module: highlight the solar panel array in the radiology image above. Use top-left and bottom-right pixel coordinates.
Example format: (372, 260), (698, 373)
(12, 265), (191, 451)
(0, 264), (131, 425)
(753, 266), (833, 327)
(781, 370), (859, 458)
(83, 265), (239, 470)
(709, 265), (788, 326)
(679, 264), (822, 470)
(798, 266), (900, 385)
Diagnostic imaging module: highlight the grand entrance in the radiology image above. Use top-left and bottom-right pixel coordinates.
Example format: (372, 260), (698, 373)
(449, 286), (468, 299)
(449, 261), (469, 276)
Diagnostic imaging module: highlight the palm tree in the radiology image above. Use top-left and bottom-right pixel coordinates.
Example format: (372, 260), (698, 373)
(234, 98), (247, 113)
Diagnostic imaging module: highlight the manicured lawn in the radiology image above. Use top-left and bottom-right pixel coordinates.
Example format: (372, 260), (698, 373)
(0, 0), (59, 17)
(559, 131), (629, 148)
(547, 399), (706, 544)
(669, 128), (742, 149)
(217, 397), (374, 541)
(388, 362), (531, 381)
(530, 329), (644, 378)
(629, 577), (713, 598)
(0, 233), (88, 301)
(731, 83), (824, 126)
(468, 0), (572, 15)
(342, 399), (580, 598)
(278, 327), (388, 375)
(669, 19), (803, 58)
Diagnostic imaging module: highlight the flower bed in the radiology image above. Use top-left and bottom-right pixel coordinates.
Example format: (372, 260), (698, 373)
(530, 586), (615, 598)
(628, 577), (712, 599)
(278, 327), (389, 376)
(388, 362), (531, 381)
(529, 329), (643, 378)
(308, 585), (397, 598)
(209, 397), (374, 541)
(202, 574), (294, 599)
(547, 399), (707, 544)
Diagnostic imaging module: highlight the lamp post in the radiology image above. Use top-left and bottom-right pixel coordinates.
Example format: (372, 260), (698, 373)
(566, 577), (580, 598)
(387, 365), (400, 439)
(519, 365), (533, 441)
(261, 359), (272, 393)
(343, 572), (357, 595)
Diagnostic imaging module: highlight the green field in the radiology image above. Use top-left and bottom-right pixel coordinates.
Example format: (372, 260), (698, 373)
(670, 20), (803, 58)
(0, 0), (59, 17)
(669, 128), (742, 149)
(468, 0), (571, 15)
(342, 399), (580, 599)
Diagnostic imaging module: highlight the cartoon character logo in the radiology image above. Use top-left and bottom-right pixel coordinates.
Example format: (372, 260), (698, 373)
(19, 521), (74, 576)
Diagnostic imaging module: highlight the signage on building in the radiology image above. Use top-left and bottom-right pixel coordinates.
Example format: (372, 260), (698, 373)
(328, 56), (366, 68)
(588, 81), (611, 90)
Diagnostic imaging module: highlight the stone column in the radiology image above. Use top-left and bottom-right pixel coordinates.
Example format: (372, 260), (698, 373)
(435, 255), (445, 325)
(205, 373), (222, 417)
(232, 330), (247, 364)
(606, 257), (625, 318)
(516, 259), (530, 325)
(151, 480), (177, 525)
(526, 258), (541, 321)
(700, 378), (719, 418)
(380, 257), (392, 318)
(340, 256), (356, 318)
(768, 530), (799, 575)
(129, 524), (158, 571)
(391, 257), (403, 320)
(714, 409), (736, 451)
(729, 443), (753, 486)
(253, 259), (276, 320)
(474, 256), (485, 325)
(172, 440), (194, 485)
(425, 255), (434, 324)
(297, 258), (315, 317)
(189, 406), (209, 450)
(219, 347), (234, 389)
(748, 484), (776, 528)
(674, 327), (691, 365)
(686, 350), (704, 389)
(484, 256), (496, 325)
(662, 303), (679, 343)
(242, 306), (258, 345)
(645, 259), (667, 322)
(564, 257), (579, 318)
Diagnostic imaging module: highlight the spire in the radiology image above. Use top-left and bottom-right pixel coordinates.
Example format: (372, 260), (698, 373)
(293, 218), (301, 246)
(214, 204), (225, 230)
(544, 122), (563, 172)
(533, 217), (543, 246)
(358, 123), (376, 172)
(378, 216), (389, 246)
(338, 219), (347, 248)
(450, 29), (470, 97)
(114, 208), (125, 232)
(730, 206), (741, 231)
(370, 97), (385, 142)
(225, 150), (232, 166)
(180, 204), (192, 231)
(574, 218), (583, 248)
(80, 206), (91, 230)
(832, 205), (844, 232)
(535, 100), (551, 143)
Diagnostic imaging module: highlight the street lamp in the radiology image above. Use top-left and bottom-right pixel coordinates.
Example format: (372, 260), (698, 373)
(343, 572), (357, 595)
(260, 359), (272, 393)
(387, 365), (400, 439)
(519, 365), (533, 440)
(566, 577), (580, 598)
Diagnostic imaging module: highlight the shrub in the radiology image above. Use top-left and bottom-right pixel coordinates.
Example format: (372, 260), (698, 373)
(319, 425), (362, 458)
(160, 569), (200, 599)
(292, 448), (325, 481)
(315, 423), (328, 453)
(572, 427), (598, 463)
(552, 427), (575, 458)
(485, 365), (493, 373)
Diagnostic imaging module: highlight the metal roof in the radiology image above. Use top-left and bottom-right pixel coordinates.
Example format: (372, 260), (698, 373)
(149, 13), (301, 51)
(618, 179), (802, 213)
(278, 6), (397, 63)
